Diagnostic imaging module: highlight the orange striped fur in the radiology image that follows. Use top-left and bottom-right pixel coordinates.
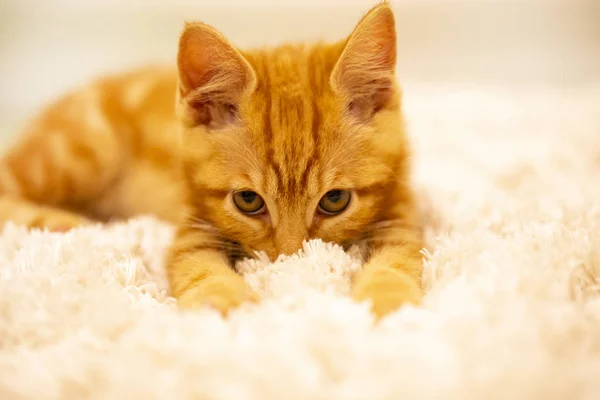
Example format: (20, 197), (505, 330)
(0, 3), (423, 318)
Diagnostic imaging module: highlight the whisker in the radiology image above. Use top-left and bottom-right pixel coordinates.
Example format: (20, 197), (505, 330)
(187, 223), (219, 233)
(183, 214), (213, 226)
(179, 218), (253, 261)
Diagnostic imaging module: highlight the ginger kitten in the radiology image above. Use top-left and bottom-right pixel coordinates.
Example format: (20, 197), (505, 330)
(0, 3), (424, 318)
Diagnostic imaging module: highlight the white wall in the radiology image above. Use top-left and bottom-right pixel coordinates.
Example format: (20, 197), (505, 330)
(1, 0), (599, 143)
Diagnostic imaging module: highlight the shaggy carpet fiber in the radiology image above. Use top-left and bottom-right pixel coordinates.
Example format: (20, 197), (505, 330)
(1, 83), (600, 399)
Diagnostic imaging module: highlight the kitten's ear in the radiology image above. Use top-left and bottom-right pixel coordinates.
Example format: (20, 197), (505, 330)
(177, 22), (256, 127)
(331, 3), (397, 117)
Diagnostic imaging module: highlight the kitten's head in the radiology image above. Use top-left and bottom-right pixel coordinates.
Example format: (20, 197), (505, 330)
(176, 3), (412, 261)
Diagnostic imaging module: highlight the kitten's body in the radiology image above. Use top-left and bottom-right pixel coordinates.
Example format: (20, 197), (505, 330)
(0, 67), (184, 226)
(0, 3), (424, 318)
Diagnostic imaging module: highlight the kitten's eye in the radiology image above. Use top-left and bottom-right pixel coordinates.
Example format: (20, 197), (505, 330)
(318, 190), (351, 215)
(233, 191), (265, 215)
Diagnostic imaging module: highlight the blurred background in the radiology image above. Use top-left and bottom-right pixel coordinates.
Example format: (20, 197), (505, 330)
(0, 0), (599, 146)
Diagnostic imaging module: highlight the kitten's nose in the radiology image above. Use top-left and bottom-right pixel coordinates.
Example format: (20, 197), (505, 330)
(276, 240), (304, 258)
(273, 228), (308, 258)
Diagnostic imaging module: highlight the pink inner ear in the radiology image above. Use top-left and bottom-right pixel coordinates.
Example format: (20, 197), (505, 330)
(332, 4), (397, 106)
(178, 23), (251, 95)
(178, 29), (223, 94)
(177, 24), (255, 127)
(180, 55), (212, 93)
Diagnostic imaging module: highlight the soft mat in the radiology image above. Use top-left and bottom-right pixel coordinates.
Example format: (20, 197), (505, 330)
(1, 83), (600, 399)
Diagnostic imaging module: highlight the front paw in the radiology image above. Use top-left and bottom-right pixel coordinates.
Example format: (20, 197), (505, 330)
(31, 208), (92, 232)
(352, 267), (423, 319)
(177, 276), (259, 315)
(0, 196), (91, 232)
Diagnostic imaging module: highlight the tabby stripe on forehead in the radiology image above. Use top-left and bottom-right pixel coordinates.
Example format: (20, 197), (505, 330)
(262, 58), (273, 146)
(300, 52), (322, 191)
(261, 64), (284, 190)
(284, 95), (306, 194)
(308, 50), (322, 150)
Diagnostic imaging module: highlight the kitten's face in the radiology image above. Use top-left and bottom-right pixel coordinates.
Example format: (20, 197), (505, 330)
(178, 4), (410, 261)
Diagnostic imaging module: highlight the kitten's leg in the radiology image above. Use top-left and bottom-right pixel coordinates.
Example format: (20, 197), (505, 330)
(0, 87), (126, 231)
(166, 227), (258, 314)
(0, 195), (91, 232)
(352, 226), (424, 319)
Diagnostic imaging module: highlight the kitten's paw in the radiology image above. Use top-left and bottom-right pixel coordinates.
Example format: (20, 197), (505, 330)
(0, 196), (91, 232)
(177, 277), (259, 315)
(352, 267), (423, 319)
(30, 209), (92, 232)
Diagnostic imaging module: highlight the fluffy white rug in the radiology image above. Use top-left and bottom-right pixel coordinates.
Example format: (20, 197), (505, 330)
(1, 83), (600, 399)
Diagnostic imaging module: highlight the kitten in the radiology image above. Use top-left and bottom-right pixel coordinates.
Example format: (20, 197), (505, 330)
(0, 3), (423, 318)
